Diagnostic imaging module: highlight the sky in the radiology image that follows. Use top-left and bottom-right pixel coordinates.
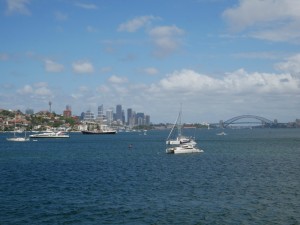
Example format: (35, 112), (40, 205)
(1, 0), (300, 123)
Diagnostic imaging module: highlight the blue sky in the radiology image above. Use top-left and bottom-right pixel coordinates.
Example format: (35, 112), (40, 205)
(1, 0), (300, 123)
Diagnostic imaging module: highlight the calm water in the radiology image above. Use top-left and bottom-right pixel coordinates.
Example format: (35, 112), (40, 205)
(0, 129), (299, 225)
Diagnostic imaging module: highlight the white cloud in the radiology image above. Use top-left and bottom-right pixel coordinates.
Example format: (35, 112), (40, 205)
(72, 61), (94, 74)
(142, 68), (300, 122)
(18, 84), (33, 94)
(6, 0), (31, 15)
(17, 83), (52, 96)
(35, 86), (52, 96)
(154, 69), (299, 95)
(108, 75), (128, 84)
(158, 70), (220, 92)
(148, 25), (185, 57)
(52, 67), (300, 123)
(117, 15), (158, 32)
(275, 54), (300, 75)
(44, 59), (64, 73)
(223, 0), (300, 43)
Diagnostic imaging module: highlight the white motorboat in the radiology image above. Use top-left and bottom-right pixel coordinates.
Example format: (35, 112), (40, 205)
(166, 143), (203, 154)
(29, 131), (69, 138)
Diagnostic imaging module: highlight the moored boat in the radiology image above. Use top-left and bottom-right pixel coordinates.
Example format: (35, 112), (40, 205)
(6, 117), (30, 142)
(7, 136), (30, 142)
(29, 131), (69, 138)
(81, 130), (116, 134)
(166, 105), (203, 154)
(166, 143), (203, 154)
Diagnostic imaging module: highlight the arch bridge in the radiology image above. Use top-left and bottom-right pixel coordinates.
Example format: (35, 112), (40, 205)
(220, 115), (274, 128)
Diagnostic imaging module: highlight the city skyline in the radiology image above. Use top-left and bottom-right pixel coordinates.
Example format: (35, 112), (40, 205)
(80, 103), (151, 126)
(1, 0), (300, 123)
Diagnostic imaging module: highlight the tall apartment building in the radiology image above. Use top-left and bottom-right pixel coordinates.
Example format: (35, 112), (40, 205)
(106, 108), (113, 125)
(145, 115), (150, 125)
(63, 105), (72, 118)
(97, 104), (104, 121)
(84, 110), (94, 121)
(136, 112), (145, 126)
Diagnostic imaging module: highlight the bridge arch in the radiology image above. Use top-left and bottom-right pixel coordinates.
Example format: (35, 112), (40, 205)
(221, 115), (274, 128)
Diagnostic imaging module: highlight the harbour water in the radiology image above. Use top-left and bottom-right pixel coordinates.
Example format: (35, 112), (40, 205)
(0, 129), (299, 224)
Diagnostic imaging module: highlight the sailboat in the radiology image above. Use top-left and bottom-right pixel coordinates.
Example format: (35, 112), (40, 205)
(7, 120), (30, 142)
(166, 106), (203, 154)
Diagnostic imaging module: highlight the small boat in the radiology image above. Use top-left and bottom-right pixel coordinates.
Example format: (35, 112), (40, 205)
(7, 117), (30, 142)
(7, 136), (30, 142)
(166, 143), (203, 154)
(29, 131), (69, 138)
(217, 131), (227, 136)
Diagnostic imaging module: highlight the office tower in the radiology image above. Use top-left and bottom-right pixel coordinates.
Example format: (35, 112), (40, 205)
(122, 110), (125, 124)
(116, 104), (122, 121)
(106, 108), (113, 125)
(97, 104), (104, 121)
(84, 110), (94, 121)
(145, 115), (150, 125)
(136, 112), (145, 125)
(127, 108), (133, 125)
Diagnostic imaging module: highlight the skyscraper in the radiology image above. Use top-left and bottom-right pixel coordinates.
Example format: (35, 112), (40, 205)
(136, 112), (145, 125)
(127, 108), (133, 125)
(116, 104), (122, 121)
(84, 110), (94, 121)
(145, 115), (150, 125)
(106, 108), (113, 125)
(97, 104), (104, 121)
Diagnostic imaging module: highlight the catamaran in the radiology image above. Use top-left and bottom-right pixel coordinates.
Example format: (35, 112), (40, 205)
(166, 106), (203, 154)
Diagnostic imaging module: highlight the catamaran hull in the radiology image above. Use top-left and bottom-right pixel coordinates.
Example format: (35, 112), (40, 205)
(166, 145), (203, 154)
